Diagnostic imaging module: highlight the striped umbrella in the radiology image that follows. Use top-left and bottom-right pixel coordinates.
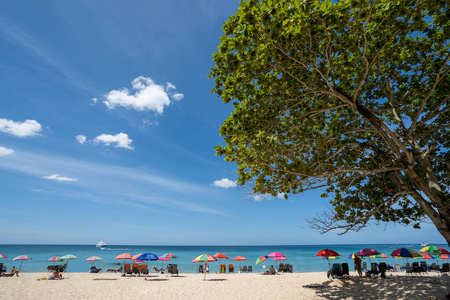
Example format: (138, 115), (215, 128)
(256, 256), (268, 265)
(13, 255), (29, 270)
(86, 256), (102, 266)
(0, 254), (7, 259)
(194, 254), (217, 280)
(419, 246), (450, 256)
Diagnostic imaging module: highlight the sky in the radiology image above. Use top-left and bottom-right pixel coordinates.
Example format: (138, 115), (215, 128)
(0, 0), (446, 246)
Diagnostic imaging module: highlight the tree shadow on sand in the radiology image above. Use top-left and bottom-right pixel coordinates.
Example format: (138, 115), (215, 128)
(313, 275), (450, 299)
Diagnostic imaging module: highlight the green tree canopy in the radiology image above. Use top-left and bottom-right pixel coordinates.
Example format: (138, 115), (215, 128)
(209, 0), (450, 245)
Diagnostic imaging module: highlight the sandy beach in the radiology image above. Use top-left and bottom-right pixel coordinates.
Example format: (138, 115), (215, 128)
(1, 271), (449, 300)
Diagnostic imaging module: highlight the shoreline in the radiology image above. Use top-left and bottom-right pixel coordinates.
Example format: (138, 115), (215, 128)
(1, 271), (449, 299)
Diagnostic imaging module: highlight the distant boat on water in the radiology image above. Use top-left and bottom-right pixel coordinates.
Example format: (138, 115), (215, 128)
(96, 241), (107, 249)
(421, 242), (429, 247)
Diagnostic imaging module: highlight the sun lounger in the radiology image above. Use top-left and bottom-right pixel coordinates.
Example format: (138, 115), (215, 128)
(409, 262), (423, 276)
(198, 265), (203, 273)
(341, 263), (349, 276)
(106, 266), (123, 273)
(220, 264), (226, 273)
(362, 262), (368, 272)
(248, 265), (252, 272)
(242, 266), (247, 272)
(419, 261), (428, 273)
(131, 264), (140, 275)
(228, 264), (234, 273)
(278, 263), (285, 273)
(123, 264), (132, 276)
(168, 264), (179, 276)
(140, 264), (148, 275)
(330, 263), (342, 278)
(393, 263), (401, 272)
(440, 263), (449, 275)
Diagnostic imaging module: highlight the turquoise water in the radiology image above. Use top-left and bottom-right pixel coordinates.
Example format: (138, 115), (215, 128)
(0, 244), (448, 273)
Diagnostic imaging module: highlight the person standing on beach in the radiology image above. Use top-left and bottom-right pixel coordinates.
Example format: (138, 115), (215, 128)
(354, 255), (362, 277)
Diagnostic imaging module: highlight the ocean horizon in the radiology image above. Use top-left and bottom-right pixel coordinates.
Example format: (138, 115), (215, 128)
(1, 243), (448, 274)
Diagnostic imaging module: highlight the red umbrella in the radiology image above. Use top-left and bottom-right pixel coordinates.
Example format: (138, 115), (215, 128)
(213, 253), (229, 272)
(232, 256), (247, 269)
(316, 249), (340, 269)
(316, 249), (340, 257)
(115, 253), (133, 273)
(357, 248), (380, 257)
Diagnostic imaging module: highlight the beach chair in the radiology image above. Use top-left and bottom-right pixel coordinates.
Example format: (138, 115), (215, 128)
(168, 264), (179, 276)
(410, 262), (423, 276)
(132, 264), (140, 275)
(220, 264), (226, 273)
(242, 266), (247, 272)
(369, 263), (380, 275)
(228, 264), (234, 273)
(124, 264), (132, 276)
(0, 263), (6, 274)
(248, 266), (252, 272)
(439, 263), (449, 275)
(393, 263), (401, 272)
(419, 261), (428, 273)
(429, 263), (437, 271)
(198, 264), (203, 273)
(278, 263), (285, 273)
(341, 263), (349, 276)
(331, 263), (342, 277)
(362, 262), (368, 272)
(140, 264), (148, 275)
(379, 263), (387, 278)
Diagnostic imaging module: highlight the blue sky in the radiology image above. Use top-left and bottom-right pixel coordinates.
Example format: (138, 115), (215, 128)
(0, 0), (446, 246)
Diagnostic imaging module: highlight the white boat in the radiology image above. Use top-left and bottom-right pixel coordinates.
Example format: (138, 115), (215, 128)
(421, 242), (429, 247)
(96, 241), (107, 249)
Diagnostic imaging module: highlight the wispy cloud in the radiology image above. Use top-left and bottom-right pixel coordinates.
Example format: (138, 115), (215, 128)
(43, 174), (78, 182)
(213, 178), (237, 189)
(0, 118), (42, 137)
(0, 146), (14, 156)
(252, 193), (286, 202)
(102, 76), (183, 114)
(0, 149), (223, 216)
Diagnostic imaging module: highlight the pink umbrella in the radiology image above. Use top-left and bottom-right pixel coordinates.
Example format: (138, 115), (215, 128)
(132, 253), (144, 263)
(268, 252), (285, 258)
(273, 256), (287, 261)
(0, 254), (8, 259)
(357, 248), (381, 257)
(47, 256), (60, 262)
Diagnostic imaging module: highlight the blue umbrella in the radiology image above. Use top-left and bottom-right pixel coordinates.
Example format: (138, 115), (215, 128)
(135, 253), (159, 280)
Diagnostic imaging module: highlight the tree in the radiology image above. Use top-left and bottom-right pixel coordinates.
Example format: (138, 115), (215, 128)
(209, 0), (450, 245)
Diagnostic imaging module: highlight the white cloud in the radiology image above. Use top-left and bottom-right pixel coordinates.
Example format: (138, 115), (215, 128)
(213, 178), (237, 189)
(75, 135), (87, 144)
(252, 192), (286, 202)
(43, 174), (77, 182)
(166, 82), (176, 91)
(0, 118), (42, 137)
(0, 146), (15, 156)
(94, 133), (133, 150)
(172, 93), (184, 101)
(102, 76), (183, 114)
(91, 97), (98, 105)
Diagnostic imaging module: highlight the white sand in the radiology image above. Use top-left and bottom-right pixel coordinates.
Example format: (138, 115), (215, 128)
(1, 271), (449, 300)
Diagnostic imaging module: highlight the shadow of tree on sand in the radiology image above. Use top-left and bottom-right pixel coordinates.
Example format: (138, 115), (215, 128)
(314, 275), (450, 299)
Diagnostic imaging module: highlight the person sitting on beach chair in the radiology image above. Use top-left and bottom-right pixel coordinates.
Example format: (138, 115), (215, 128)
(269, 265), (277, 275)
(3, 266), (20, 277)
(90, 266), (102, 273)
(106, 266), (123, 273)
(152, 266), (165, 274)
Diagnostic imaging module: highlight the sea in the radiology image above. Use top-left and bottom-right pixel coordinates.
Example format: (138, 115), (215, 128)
(0, 243), (448, 273)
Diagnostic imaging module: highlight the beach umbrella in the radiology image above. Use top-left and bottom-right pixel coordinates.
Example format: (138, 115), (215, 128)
(419, 253), (440, 265)
(60, 254), (77, 260)
(132, 253), (144, 263)
(60, 254), (77, 271)
(346, 253), (365, 259)
(357, 248), (381, 264)
(194, 254), (217, 280)
(86, 256), (102, 267)
(213, 253), (228, 271)
(322, 256), (340, 260)
(12, 255), (29, 270)
(115, 253), (133, 268)
(369, 253), (388, 262)
(0, 254), (7, 259)
(135, 253), (159, 280)
(268, 252), (285, 258)
(161, 253), (178, 259)
(256, 256), (268, 265)
(232, 256), (248, 270)
(419, 245), (450, 256)
(273, 256), (287, 269)
(316, 249), (340, 257)
(390, 248), (421, 258)
(316, 249), (340, 269)
(47, 256), (63, 266)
